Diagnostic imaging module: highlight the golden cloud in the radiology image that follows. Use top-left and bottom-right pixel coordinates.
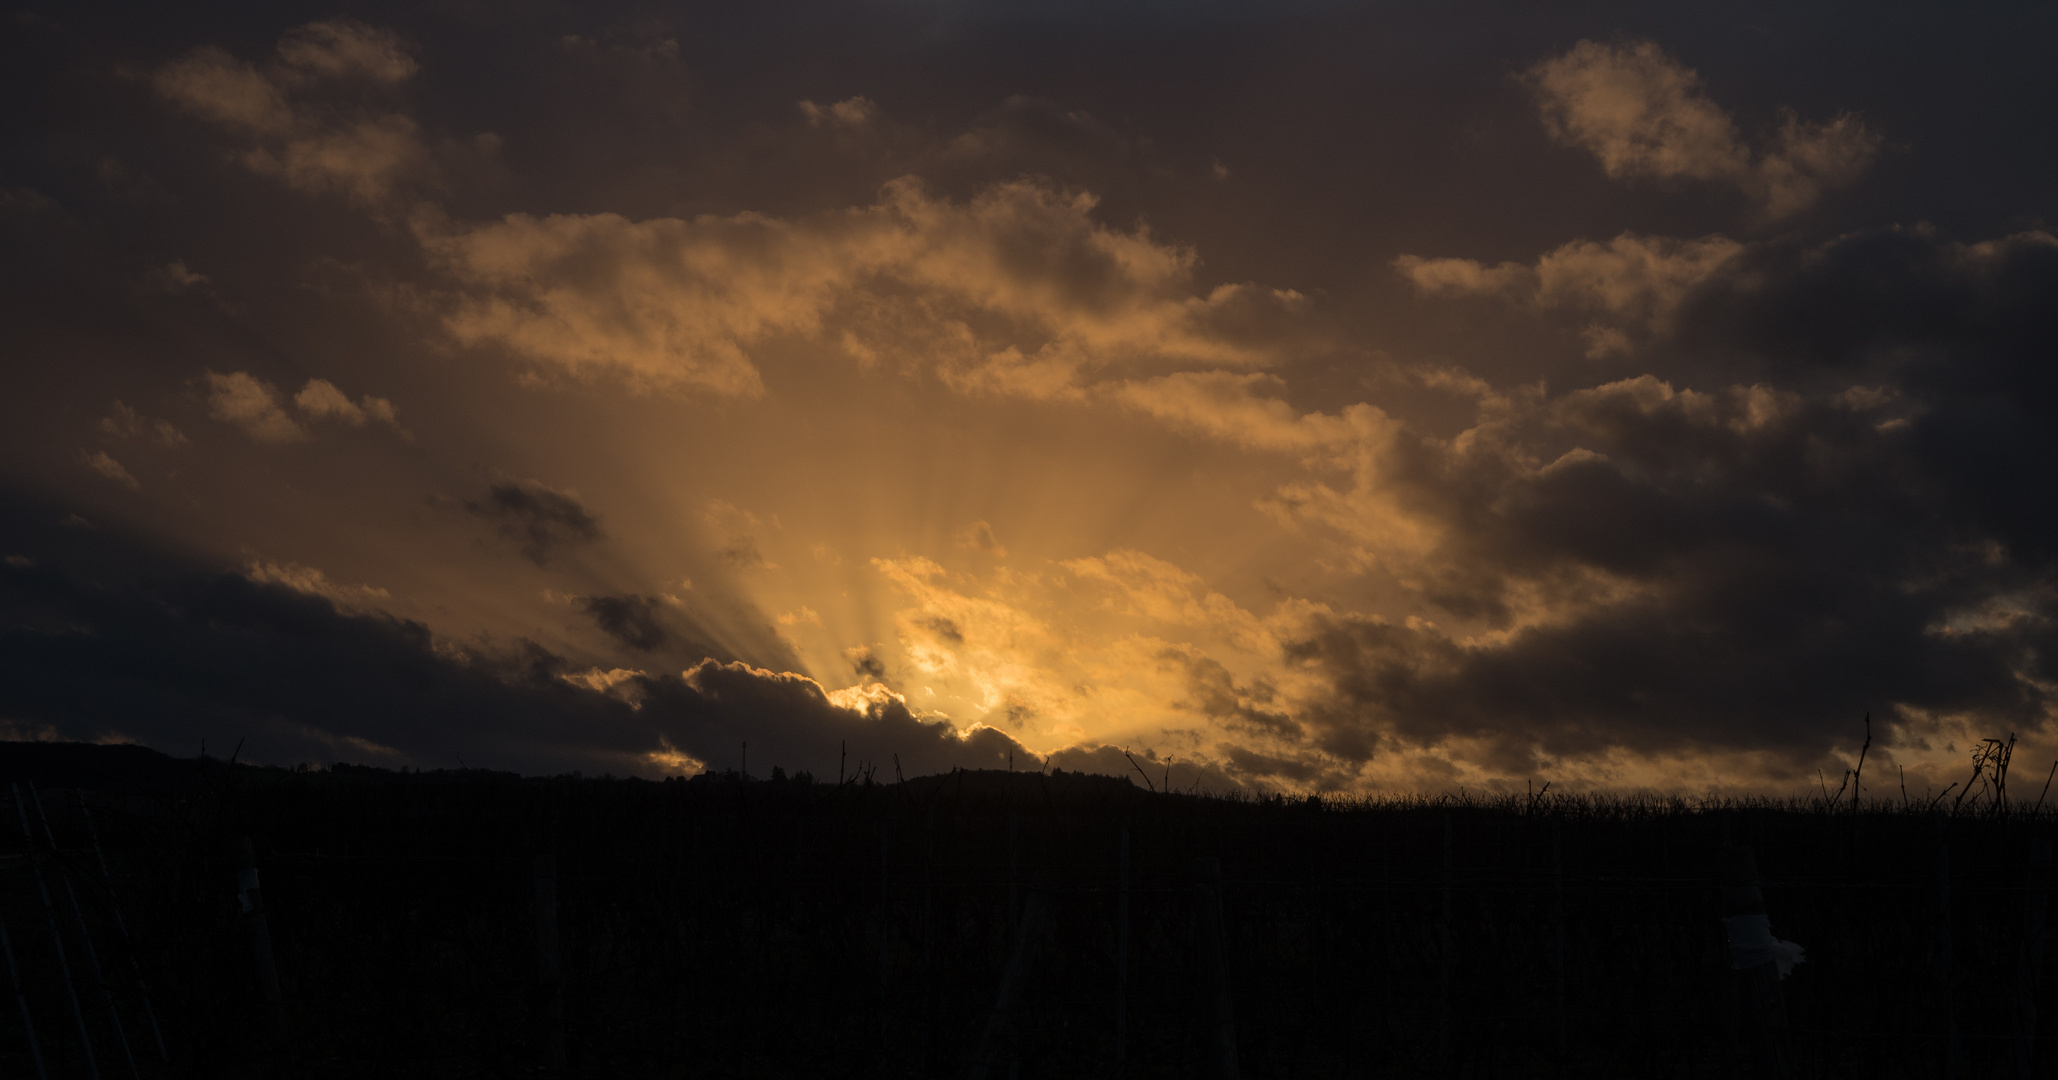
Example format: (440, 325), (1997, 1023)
(1396, 232), (1743, 354)
(421, 177), (1306, 398)
(245, 561), (393, 612)
(154, 21), (432, 212)
(204, 372), (401, 443)
(1526, 39), (1880, 221)
(83, 451), (140, 491)
(1109, 371), (1395, 459)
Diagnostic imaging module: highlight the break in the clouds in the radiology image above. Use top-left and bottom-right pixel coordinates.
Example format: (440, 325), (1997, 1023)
(4, 6), (2057, 793)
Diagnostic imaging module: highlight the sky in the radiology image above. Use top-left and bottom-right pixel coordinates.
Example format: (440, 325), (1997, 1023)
(4, 1), (2057, 795)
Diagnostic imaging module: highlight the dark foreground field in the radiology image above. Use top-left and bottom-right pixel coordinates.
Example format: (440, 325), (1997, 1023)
(1, 741), (2053, 1078)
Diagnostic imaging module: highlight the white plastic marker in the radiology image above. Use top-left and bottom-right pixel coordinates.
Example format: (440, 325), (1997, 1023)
(1721, 912), (1807, 978)
(1720, 843), (1793, 1079)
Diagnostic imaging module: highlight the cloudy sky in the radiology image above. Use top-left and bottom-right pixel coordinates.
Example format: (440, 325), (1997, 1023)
(4, 1), (2056, 794)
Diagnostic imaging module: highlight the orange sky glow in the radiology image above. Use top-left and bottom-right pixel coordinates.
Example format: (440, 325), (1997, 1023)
(5, 4), (2057, 796)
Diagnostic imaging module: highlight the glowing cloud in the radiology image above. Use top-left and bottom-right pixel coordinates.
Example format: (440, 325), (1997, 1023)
(154, 20), (431, 211)
(422, 177), (1305, 398)
(1396, 232), (1745, 354)
(1527, 39), (1880, 220)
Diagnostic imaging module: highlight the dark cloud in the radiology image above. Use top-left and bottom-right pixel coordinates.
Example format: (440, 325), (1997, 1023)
(1171, 652), (1298, 740)
(1256, 226), (2058, 778)
(0, 491), (638, 774)
(956, 519), (1006, 557)
(577, 593), (666, 651)
(1041, 743), (1245, 795)
(1282, 583), (2039, 780)
(464, 479), (602, 565)
(1215, 744), (1334, 787)
(0, 487), (1037, 780)
(716, 538), (772, 571)
(1680, 228), (2058, 379)
(844, 645), (888, 680)
(642, 664), (1029, 781)
(1674, 228), (2058, 560)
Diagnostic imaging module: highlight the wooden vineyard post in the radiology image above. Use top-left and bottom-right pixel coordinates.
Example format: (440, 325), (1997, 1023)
(1008, 809), (1019, 952)
(1438, 812), (1452, 1070)
(1379, 822), (1392, 1012)
(1938, 818), (1962, 1077)
(1117, 819), (1130, 1080)
(75, 790), (168, 1062)
(30, 784), (137, 1077)
(12, 782), (98, 1080)
(879, 817), (891, 1054)
(1717, 845), (1788, 1079)
(0, 896), (48, 1080)
(967, 887), (1052, 1080)
(1194, 856), (1240, 1080)
(2016, 836), (2052, 1079)
(923, 809), (936, 1073)
(533, 852), (565, 1071)
(1005, 810), (1022, 1079)
(232, 837), (285, 1043)
(1552, 820), (1567, 1075)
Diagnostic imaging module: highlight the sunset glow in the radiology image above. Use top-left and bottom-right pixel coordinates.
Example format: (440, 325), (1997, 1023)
(5, 5), (2056, 796)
